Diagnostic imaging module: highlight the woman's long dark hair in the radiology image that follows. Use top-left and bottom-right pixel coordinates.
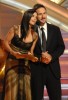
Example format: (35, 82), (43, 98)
(21, 9), (36, 39)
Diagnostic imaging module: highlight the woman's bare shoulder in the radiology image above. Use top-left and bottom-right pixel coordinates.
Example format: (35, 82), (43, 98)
(13, 25), (21, 34)
(8, 25), (21, 37)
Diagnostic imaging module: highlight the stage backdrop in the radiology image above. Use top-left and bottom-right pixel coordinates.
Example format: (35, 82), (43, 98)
(0, 3), (22, 39)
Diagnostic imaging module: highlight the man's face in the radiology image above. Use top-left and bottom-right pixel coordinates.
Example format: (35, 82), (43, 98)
(36, 7), (47, 26)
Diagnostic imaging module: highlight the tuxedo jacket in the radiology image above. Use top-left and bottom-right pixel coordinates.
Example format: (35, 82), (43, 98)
(34, 23), (65, 79)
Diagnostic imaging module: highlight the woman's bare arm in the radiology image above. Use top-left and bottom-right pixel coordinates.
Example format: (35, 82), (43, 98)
(30, 32), (38, 55)
(3, 27), (15, 54)
(2, 27), (22, 59)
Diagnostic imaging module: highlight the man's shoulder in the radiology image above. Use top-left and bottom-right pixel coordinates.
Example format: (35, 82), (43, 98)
(47, 23), (59, 29)
(34, 25), (38, 32)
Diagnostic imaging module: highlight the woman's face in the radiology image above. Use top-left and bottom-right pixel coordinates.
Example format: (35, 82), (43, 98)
(29, 12), (37, 26)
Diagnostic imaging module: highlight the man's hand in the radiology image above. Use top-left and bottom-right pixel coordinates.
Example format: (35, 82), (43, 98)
(41, 51), (52, 64)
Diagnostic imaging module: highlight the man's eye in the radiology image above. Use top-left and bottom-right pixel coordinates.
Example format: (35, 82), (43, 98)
(38, 13), (42, 15)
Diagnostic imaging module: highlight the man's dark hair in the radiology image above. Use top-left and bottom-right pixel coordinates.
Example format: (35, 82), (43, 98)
(33, 4), (46, 10)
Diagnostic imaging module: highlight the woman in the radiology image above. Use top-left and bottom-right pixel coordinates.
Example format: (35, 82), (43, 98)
(2, 9), (38, 100)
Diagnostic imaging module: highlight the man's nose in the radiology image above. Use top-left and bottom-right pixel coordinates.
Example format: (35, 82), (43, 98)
(42, 14), (45, 18)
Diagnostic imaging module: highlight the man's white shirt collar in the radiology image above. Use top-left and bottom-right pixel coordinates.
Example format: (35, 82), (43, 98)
(38, 23), (47, 40)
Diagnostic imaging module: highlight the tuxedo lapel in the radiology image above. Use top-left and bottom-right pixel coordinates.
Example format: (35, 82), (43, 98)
(36, 27), (42, 50)
(46, 24), (53, 50)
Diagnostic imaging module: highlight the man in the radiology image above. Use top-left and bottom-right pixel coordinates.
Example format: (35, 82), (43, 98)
(30, 4), (65, 100)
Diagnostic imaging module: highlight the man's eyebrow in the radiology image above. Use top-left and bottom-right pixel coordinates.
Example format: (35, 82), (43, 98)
(37, 11), (46, 15)
(37, 12), (43, 14)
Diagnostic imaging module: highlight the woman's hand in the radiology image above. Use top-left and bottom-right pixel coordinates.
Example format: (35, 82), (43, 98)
(31, 56), (38, 62)
(28, 52), (38, 62)
(11, 51), (38, 62)
(10, 51), (25, 59)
